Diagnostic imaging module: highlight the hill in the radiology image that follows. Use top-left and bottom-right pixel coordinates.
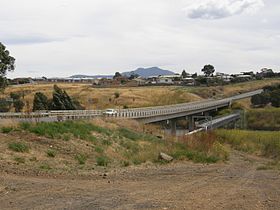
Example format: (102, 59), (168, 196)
(122, 67), (176, 78)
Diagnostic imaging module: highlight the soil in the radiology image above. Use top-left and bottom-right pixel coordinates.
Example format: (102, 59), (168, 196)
(0, 151), (280, 210)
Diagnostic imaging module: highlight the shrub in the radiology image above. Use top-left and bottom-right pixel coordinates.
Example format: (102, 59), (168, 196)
(8, 142), (29, 153)
(96, 156), (109, 166)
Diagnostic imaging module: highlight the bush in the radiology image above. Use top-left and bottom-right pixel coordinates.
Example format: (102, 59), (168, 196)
(8, 142), (29, 153)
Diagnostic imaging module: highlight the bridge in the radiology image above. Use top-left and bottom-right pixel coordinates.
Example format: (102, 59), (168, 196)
(0, 89), (262, 128)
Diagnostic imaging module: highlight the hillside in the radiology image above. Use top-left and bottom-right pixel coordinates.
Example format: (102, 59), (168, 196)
(122, 67), (176, 78)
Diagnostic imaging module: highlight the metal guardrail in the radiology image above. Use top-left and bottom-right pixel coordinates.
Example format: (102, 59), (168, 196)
(0, 89), (262, 121)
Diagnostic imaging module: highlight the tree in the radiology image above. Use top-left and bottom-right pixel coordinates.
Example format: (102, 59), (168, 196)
(113, 72), (122, 79)
(0, 42), (15, 89)
(270, 89), (280, 107)
(33, 92), (49, 111)
(201, 64), (215, 77)
(50, 85), (76, 110)
(251, 93), (270, 107)
(10, 92), (24, 112)
(181, 70), (188, 78)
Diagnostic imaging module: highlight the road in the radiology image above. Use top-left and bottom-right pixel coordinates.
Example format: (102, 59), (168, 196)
(0, 151), (279, 210)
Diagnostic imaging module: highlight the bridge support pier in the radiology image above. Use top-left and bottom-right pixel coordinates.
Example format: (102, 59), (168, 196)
(170, 120), (177, 136)
(188, 116), (195, 132)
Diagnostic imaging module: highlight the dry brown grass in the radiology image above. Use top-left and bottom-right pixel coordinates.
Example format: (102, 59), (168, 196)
(189, 79), (280, 98)
(0, 83), (202, 111)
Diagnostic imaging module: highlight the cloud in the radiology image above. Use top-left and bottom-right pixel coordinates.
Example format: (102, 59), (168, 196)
(1, 34), (66, 45)
(184, 0), (264, 19)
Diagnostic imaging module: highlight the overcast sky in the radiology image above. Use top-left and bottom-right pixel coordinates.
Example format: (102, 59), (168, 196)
(1, 0), (279, 78)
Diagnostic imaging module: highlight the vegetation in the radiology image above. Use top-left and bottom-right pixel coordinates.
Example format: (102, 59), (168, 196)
(1, 126), (14, 133)
(0, 42), (15, 89)
(46, 149), (56, 158)
(251, 84), (280, 108)
(75, 154), (87, 165)
(8, 142), (29, 153)
(246, 108), (280, 130)
(216, 129), (280, 160)
(33, 92), (49, 111)
(201, 64), (215, 77)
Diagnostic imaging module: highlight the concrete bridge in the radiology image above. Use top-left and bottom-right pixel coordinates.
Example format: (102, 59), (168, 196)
(0, 89), (262, 127)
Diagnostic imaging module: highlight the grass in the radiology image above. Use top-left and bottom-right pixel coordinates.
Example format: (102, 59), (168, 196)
(216, 129), (280, 160)
(8, 142), (29, 153)
(39, 163), (52, 170)
(2, 120), (230, 172)
(1, 126), (14, 133)
(46, 149), (56, 158)
(246, 108), (280, 130)
(75, 154), (87, 165)
(14, 156), (25, 164)
(96, 156), (109, 166)
(20, 121), (112, 140)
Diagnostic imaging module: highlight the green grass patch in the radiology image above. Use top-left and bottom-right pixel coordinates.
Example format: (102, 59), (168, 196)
(8, 142), (29, 153)
(96, 156), (109, 166)
(1, 126), (14, 133)
(94, 146), (104, 153)
(19, 121), (112, 141)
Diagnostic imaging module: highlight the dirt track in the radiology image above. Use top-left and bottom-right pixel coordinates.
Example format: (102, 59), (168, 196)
(1, 151), (280, 210)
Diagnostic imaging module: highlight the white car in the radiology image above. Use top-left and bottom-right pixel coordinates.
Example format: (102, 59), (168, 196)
(103, 109), (118, 116)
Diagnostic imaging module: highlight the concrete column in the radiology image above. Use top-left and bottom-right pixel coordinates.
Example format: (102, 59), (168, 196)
(170, 119), (177, 136)
(188, 116), (195, 132)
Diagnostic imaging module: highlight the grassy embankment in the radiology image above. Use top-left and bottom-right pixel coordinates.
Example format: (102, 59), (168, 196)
(216, 129), (280, 170)
(0, 120), (228, 175)
(1, 79), (279, 111)
(188, 79), (280, 99)
(0, 84), (201, 111)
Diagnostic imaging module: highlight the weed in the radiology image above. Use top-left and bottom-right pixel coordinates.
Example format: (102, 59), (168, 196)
(29, 157), (37, 162)
(95, 146), (104, 153)
(102, 139), (112, 146)
(14, 156), (25, 164)
(46, 149), (56, 158)
(75, 154), (87, 165)
(8, 142), (29, 153)
(1, 127), (14, 133)
(39, 163), (51, 170)
(122, 160), (130, 167)
(62, 133), (71, 141)
(216, 129), (280, 160)
(96, 156), (109, 166)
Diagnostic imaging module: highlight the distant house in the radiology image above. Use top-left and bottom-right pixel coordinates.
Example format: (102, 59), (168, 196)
(133, 77), (146, 86)
(182, 77), (195, 86)
(215, 72), (233, 83)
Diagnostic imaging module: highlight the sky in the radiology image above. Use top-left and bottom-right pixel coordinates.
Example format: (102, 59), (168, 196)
(1, 0), (279, 78)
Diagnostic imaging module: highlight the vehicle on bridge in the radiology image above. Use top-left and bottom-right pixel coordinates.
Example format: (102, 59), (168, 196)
(103, 109), (118, 116)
